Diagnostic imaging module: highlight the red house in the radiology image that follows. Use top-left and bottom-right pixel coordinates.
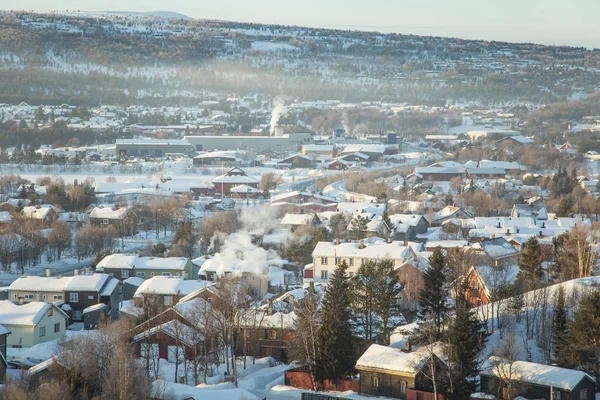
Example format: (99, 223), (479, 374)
(212, 167), (259, 196)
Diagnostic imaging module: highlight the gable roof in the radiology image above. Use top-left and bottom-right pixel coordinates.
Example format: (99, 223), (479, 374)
(0, 300), (67, 326)
(481, 356), (595, 391)
(96, 254), (190, 271)
(133, 277), (211, 298)
(356, 343), (443, 376)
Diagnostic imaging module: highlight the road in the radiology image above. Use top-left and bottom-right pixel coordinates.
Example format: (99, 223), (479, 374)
(322, 179), (377, 203)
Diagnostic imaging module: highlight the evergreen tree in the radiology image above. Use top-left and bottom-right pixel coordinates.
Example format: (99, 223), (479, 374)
(517, 237), (543, 287)
(446, 281), (485, 399)
(570, 291), (600, 387)
(552, 286), (574, 367)
(418, 248), (448, 340)
(381, 210), (392, 235)
(375, 260), (404, 345)
(317, 261), (356, 382)
(348, 215), (369, 240)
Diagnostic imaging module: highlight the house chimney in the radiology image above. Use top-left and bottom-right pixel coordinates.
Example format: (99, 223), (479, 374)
(46, 268), (51, 277)
(359, 239), (365, 249)
(205, 254), (209, 260)
(309, 281), (315, 294)
(491, 234), (495, 239)
(506, 229), (510, 235)
(539, 230), (543, 237)
(404, 341), (412, 352)
(335, 238), (340, 245)
(74, 269), (79, 276)
(403, 240), (408, 247)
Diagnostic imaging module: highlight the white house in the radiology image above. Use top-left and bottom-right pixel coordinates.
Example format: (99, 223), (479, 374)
(0, 300), (68, 348)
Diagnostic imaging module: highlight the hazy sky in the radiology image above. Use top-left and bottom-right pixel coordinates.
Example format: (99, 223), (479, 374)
(7, 0), (599, 49)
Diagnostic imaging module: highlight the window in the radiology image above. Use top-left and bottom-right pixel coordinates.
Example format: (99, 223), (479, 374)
(141, 343), (159, 359)
(349, 258), (354, 266)
(47, 308), (53, 317)
(399, 381), (407, 394)
(320, 257), (328, 265)
(39, 326), (46, 337)
(580, 389), (587, 400)
(321, 270), (328, 280)
(54, 323), (60, 333)
(167, 345), (184, 364)
(162, 272), (171, 276)
(334, 257), (339, 265)
(552, 389), (561, 400)
(361, 258), (366, 266)
(88, 296), (94, 300)
(476, 299), (482, 307)
(25, 294), (34, 299)
(69, 293), (79, 302)
(151, 272), (155, 277)
(121, 270), (129, 278)
(73, 310), (82, 321)
(53, 295), (62, 300)
(283, 331), (292, 341)
(102, 218), (109, 225)
(164, 296), (173, 306)
(267, 330), (277, 340)
(136, 271), (146, 277)
(372, 377), (380, 388)
(41, 294), (47, 301)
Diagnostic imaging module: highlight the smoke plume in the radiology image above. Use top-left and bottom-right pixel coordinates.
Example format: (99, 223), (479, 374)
(269, 96), (286, 136)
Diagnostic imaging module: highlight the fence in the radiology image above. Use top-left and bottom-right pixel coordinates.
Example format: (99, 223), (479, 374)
(301, 393), (350, 400)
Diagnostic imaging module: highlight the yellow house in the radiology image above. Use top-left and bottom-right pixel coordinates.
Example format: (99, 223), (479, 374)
(0, 300), (68, 348)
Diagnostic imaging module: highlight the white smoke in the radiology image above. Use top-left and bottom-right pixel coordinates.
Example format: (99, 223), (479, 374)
(208, 206), (284, 277)
(341, 110), (352, 137)
(269, 96), (286, 136)
(208, 232), (281, 277)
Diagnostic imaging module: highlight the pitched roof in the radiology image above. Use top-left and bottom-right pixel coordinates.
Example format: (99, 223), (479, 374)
(133, 277), (211, 298)
(9, 274), (112, 293)
(312, 240), (415, 261)
(0, 300), (65, 326)
(89, 206), (129, 219)
(96, 254), (190, 271)
(481, 356), (594, 391)
(356, 343), (442, 376)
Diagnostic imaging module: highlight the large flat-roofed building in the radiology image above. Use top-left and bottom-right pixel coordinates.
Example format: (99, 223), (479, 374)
(116, 139), (193, 158)
(185, 133), (312, 152)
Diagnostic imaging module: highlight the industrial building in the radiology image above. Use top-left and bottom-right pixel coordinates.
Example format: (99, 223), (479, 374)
(184, 133), (312, 153)
(116, 139), (193, 158)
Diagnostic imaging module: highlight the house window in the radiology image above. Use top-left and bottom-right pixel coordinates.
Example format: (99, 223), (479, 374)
(361, 259), (366, 266)
(25, 294), (34, 299)
(88, 296), (94, 300)
(320, 257), (328, 265)
(283, 331), (292, 341)
(136, 271), (146, 277)
(476, 299), (482, 307)
(73, 310), (82, 320)
(372, 376), (380, 388)
(53, 295), (62, 300)
(162, 272), (171, 276)
(41, 294), (47, 301)
(39, 326), (46, 337)
(580, 389), (587, 400)
(141, 343), (159, 359)
(151, 272), (155, 277)
(267, 330), (277, 340)
(47, 308), (53, 317)
(122, 270), (129, 278)
(164, 296), (173, 306)
(69, 293), (79, 302)
(321, 270), (328, 280)
(349, 258), (354, 266)
(102, 219), (109, 225)
(334, 257), (339, 265)
(471, 280), (476, 289)
(167, 345), (184, 364)
(399, 381), (407, 394)
(54, 323), (60, 333)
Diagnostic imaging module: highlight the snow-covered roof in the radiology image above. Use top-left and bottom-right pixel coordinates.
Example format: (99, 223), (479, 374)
(120, 300), (144, 317)
(9, 274), (112, 293)
(89, 206), (129, 219)
(470, 238), (518, 259)
(0, 300), (63, 326)
(83, 303), (106, 314)
(337, 202), (385, 217)
(0, 323), (10, 336)
(230, 184), (261, 193)
(280, 213), (315, 226)
(312, 240), (415, 261)
(0, 211), (12, 223)
(133, 277), (211, 298)
(123, 276), (145, 287)
(481, 356), (594, 391)
(133, 320), (202, 348)
(356, 343), (440, 376)
(96, 254), (190, 271)
(151, 379), (259, 400)
(22, 205), (54, 220)
(99, 277), (120, 297)
(473, 265), (520, 294)
(478, 160), (522, 170)
(425, 240), (468, 249)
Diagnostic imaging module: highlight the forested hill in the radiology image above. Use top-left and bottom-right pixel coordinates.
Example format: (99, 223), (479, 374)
(0, 11), (599, 106)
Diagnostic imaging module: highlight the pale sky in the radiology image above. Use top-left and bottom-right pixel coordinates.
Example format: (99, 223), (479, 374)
(5, 0), (599, 49)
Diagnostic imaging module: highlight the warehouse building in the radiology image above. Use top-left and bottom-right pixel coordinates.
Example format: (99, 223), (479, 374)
(116, 139), (193, 158)
(184, 133), (312, 152)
